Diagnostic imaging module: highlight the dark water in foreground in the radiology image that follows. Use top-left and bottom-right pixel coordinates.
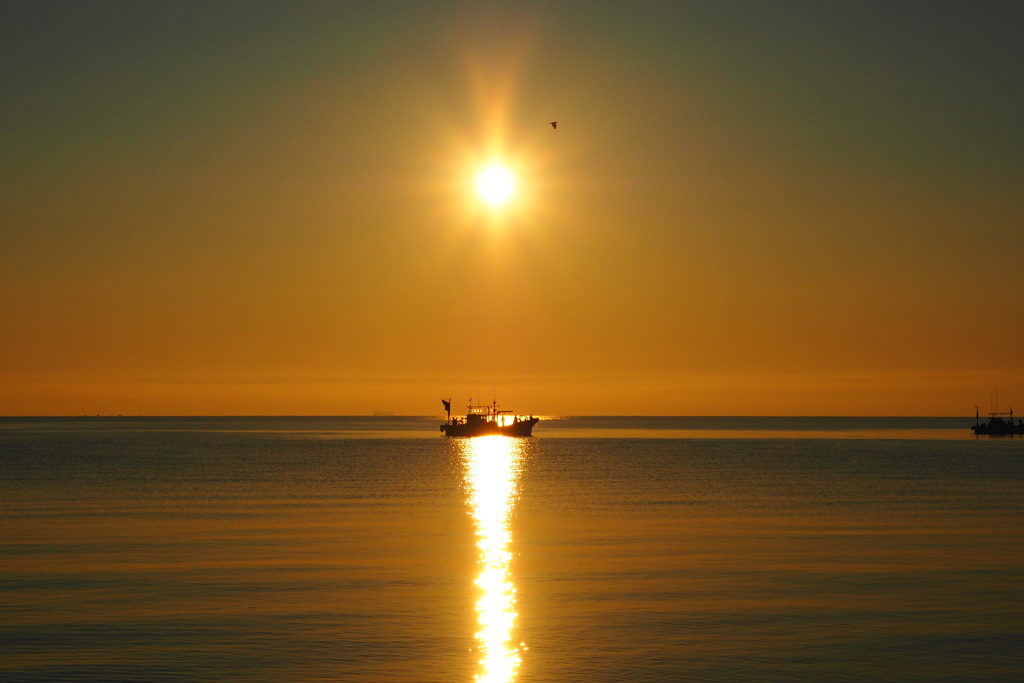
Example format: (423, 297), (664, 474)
(2, 416), (1022, 681)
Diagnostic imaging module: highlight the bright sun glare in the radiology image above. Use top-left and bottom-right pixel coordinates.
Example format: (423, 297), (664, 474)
(476, 165), (516, 207)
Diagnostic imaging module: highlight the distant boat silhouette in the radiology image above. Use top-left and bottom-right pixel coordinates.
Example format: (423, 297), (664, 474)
(440, 398), (538, 437)
(549, 121), (557, 129)
(972, 407), (1024, 436)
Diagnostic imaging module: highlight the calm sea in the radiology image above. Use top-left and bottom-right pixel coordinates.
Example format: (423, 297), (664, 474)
(2, 416), (1022, 682)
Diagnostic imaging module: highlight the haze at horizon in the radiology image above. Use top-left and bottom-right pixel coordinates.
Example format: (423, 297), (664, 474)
(3, 1), (1022, 417)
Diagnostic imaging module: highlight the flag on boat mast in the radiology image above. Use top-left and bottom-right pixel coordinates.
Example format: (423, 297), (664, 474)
(441, 398), (451, 413)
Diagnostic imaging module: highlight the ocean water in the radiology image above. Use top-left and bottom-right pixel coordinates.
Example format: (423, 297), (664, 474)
(1, 416), (1022, 682)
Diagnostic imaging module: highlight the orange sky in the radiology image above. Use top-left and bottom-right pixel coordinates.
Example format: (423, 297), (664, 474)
(3, 2), (1022, 416)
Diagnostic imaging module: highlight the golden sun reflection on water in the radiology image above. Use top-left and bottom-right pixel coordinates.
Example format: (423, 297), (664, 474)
(459, 436), (525, 683)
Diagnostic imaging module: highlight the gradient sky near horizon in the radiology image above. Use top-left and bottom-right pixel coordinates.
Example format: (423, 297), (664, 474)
(3, 1), (1022, 416)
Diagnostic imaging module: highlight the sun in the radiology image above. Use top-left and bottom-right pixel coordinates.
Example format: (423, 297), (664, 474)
(476, 164), (516, 207)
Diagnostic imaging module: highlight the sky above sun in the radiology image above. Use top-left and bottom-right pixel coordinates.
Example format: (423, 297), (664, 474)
(2, 1), (1022, 416)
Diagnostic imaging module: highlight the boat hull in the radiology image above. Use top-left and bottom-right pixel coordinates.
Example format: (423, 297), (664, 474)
(972, 423), (1024, 436)
(441, 417), (538, 437)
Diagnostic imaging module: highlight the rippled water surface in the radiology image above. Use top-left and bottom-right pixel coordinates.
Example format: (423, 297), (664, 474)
(2, 417), (1022, 681)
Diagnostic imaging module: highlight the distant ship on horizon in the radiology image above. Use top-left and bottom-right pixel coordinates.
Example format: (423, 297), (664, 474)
(440, 398), (539, 437)
(972, 407), (1024, 436)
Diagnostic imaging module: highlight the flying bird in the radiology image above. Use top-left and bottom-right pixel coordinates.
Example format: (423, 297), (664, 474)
(549, 121), (557, 129)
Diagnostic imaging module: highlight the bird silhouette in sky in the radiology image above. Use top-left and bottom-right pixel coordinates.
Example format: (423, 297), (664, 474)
(549, 121), (557, 129)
